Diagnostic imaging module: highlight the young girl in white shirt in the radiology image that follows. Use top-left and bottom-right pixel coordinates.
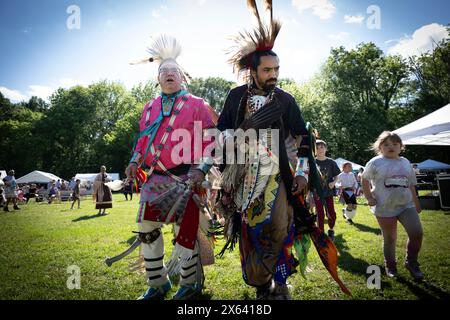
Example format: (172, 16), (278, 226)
(362, 131), (423, 280)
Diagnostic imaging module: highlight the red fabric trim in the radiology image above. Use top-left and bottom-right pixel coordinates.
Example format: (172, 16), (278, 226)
(175, 195), (199, 250)
(143, 193), (199, 251)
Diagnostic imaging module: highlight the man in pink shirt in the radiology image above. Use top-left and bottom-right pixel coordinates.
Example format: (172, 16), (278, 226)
(125, 35), (217, 300)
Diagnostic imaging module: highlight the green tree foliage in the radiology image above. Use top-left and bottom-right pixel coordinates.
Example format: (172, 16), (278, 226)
(188, 77), (235, 113)
(0, 92), (44, 175)
(292, 43), (409, 164)
(3, 32), (449, 180)
(30, 81), (144, 178)
(409, 28), (450, 116)
(398, 29), (450, 163)
(131, 80), (159, 107)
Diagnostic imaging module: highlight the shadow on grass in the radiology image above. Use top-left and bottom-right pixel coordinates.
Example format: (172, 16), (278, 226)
(352, 222), (381, 235)
(334, 234), (370, 276)
(334, 234), (393, 291)
(72, 214), (107, 222)
(395, 275), (450, 299)
(334, 235), (371, 272)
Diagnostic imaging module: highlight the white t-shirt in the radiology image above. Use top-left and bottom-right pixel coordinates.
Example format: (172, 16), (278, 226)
(362, 155), (417, 217)
(336, 172), (358, 189)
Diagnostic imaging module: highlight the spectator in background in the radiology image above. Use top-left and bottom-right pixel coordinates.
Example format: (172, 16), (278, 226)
(123, 178), (133, 201)
(93, 165), (112, 216)
(337, 163), (359, 225)
(69, 177), (76, 190)
(356, 167), (364, 196)
(60, 180), (67, 191)
(22, 184), (30, 197)
(47, 180), (55, 190)
(0, 184), (6, 208)
(48, 182), (59, 204)
(3, 170), (20, 212)
(70, 179), (81, 210)
(56, 179), (62, 190)
(26, 183), (38, 203)
(412, 164), (421, 196)
(17, 188), (26, 204)
(312, 140), (341, 241)
(37, 186), (46, 202)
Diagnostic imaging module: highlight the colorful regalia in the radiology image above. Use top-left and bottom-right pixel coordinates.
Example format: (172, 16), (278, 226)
(127, 35), (217, 300)
(215, 0), (351, 299)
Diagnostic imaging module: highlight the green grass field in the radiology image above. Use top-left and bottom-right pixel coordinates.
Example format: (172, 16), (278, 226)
(0, 194), (449, 300)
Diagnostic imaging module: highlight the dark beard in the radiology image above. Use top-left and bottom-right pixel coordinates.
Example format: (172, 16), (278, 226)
(252, 78), (277, 95)
(262, 82), (276, 92)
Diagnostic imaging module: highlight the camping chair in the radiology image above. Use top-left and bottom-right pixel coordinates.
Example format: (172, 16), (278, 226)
(37, 189), (48, 203)
(59, 190), (72, 202)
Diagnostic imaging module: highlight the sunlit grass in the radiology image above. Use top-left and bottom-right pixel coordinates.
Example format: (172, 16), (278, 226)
(0, 194), (448, 300)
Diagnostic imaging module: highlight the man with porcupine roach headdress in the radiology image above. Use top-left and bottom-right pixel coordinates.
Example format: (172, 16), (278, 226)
(125, 35), (218, 300)
(215, 0), (316, 300)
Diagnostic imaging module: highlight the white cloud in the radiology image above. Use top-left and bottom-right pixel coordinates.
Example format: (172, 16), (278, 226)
(344, 15), (364, 24)
(328, 31), (350, 41)
(151, 5), (168, 19)
(279, 46), (330, 82)
(292, 0), (336, 20)
(0, 80), (88, 104)
(0, 86), (28, 102)
(27, 85), (54, 101)
(388, 23), (448, 57)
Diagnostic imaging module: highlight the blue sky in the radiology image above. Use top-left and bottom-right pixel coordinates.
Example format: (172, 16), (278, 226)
(1, 0), (449, 102)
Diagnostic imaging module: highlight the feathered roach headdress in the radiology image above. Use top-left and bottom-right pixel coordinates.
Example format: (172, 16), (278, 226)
(228, 0), (282, 78)
(130, 35), (192, 83)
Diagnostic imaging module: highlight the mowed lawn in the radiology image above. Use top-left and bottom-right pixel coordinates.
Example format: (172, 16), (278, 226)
(0, 193), (449, 300)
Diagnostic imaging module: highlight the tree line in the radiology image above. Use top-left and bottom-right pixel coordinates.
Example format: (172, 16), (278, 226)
(1, 32), (449, 179)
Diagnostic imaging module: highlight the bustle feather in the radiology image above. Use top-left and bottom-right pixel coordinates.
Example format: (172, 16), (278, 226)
(228, 0), (282, 76)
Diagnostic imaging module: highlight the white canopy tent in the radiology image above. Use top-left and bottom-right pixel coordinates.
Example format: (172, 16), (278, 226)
(74, 173), (120, 184)
(16, 170), (63, 184)
(334, 158), (365, 171)
(394, 104), (450, 145)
